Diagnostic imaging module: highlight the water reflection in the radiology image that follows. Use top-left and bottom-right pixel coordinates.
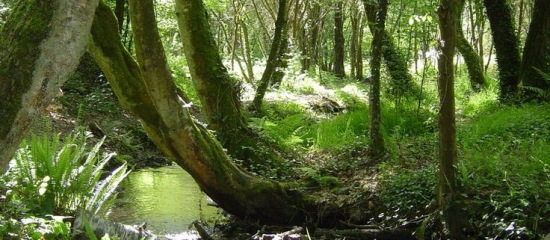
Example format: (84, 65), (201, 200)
(108, 164), (219, 234)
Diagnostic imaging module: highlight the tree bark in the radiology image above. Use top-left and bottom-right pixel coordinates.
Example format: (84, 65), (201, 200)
(114, 0), (125, 33)
(0, 0), (99, 173)
(368, 0), (388, 159)
(88, 2), (312, 225)
(483, 0), (521, 101)
(333, 1), (346, 78)
(356, 16), (365, 80)
(350, 5), (362, 80)
(363, 1), (417, 97)
(252, 0), (288, 111)
(271, 29), (290, 87)
(437, 1), (468, 237)
(519, 0), (550, 98)
(457, 0), (485, 92)
(308, 2), (322, 71)
(127, 0), (189, 102)
(174, 0), (282, 166)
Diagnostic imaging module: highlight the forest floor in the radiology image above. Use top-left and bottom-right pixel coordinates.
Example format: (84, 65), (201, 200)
(31, 57), (550, 239)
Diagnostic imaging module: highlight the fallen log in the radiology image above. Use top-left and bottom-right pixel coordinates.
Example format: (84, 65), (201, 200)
(252, 226), (306, 240)
(73, 211), (156, 239)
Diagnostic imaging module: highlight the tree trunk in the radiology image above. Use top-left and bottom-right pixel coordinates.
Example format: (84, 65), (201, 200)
(88, 2), (312, 225)
(483, 0), (521, 101)
(363, 1), (417, 97)
(368, 0), (388, 159)
(174, 0), (282, 166)
(0, 0), (99, 173)
(127, 0), (189, 102)
(308, 2), (321, 70)
(114, 0), (125, 33)
(333, 1), (346, 78)
(520, 0), (550, 99)
(350, 5), (361, 80)
(356, 17), (365, 80)
(437, 1), (468, 238)
(457, 0), (485, 92)
(271, 29), (290, 87)
(252, 0), (288, 111)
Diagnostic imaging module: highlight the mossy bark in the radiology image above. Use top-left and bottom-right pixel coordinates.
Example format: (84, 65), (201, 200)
(363, 1), (418, 97)
(457, 0), (485, 92)
(0, 0), (98, 172)
(368, 0), (388, 159)
(333, 1), (346, 78)
(88, 2), (313, 224)
(483, 0), (521, 101)
(174, 0), (283, 166)
(252, 0), (288, 111)
(520, 0), (550, 98)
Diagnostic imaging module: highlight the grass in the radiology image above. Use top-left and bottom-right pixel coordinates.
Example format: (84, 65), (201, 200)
(252, 62), (550, 238)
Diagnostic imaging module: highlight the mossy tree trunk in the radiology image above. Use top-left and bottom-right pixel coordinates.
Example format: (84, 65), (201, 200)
(271, 29), (290, 87)
(519, 0), (550, 99)
(457, 0), (485, 92)
(483, 0), (521, 102)
(333, 1), (346, 78)
(88, 2), (312, 224)
(437, 1), (468, 237)
(127, 0), (189, 102)
(363, 1), (418, 97)
(174, 0), (282, 166)
(368, 0), (388, 159)
(252, 0), (288, 111)
(0, 0), (99, 173)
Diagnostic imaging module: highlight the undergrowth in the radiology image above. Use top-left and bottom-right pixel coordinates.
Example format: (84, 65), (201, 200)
(254, 65), (550, 238)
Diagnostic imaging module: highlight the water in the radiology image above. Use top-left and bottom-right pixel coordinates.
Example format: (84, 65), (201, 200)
(108, 164), (220, 234)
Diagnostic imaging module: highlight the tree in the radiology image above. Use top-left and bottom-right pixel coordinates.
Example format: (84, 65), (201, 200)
(456, 0), (485, 92)
(519, 0), (550, 98)
(88, 1), (313, 224)
(363, 0), (418, 97)
(252, 0), (289, 111)
(437, 0), (468, 237)
(174, 0), (283, 166)
(483, 0), (521, 101)
(368, 0), (388, 159)
(0, 0), (99, 173)
(333, 0), (346, 78)
(350, 3), (364, 80)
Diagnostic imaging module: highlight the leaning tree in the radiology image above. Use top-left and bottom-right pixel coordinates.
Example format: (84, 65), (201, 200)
(88, 0), (318, 225)
(0, 0), (99, 173)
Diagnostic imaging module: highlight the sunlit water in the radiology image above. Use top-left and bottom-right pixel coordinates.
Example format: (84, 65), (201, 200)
(108, 164), (220, 234)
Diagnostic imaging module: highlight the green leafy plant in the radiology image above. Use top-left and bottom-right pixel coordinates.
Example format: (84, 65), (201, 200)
(5, 132), (130, 216)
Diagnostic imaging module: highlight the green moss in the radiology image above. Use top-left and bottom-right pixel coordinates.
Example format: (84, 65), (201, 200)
(0, 0), (54, 137)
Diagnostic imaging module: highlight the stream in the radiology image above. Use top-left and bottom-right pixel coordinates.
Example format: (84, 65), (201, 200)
(108, 164), (220, 235)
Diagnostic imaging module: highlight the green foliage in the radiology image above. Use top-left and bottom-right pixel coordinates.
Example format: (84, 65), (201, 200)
(311, 104), (369, 150)
(521, 68), (550, 101)
(457, 103), (550, 238)
(0, 132), (130, 238)
(0, 215), (72, 240)
(377, 165), (437, 226)
(1, 133), (129, 222)
(299, 167), (341, 188)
